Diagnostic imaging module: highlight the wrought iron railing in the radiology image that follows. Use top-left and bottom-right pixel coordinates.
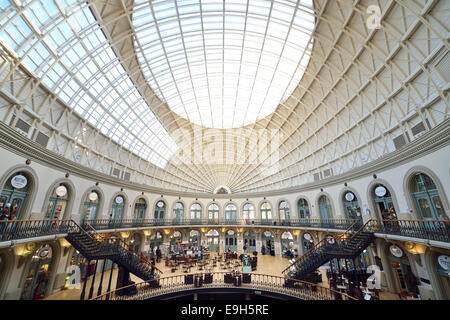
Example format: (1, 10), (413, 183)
(91, 271), (357, 301)
(83, 218), (359, 231)
(0, 219), (78, 242)
(366, 219), (449, 242)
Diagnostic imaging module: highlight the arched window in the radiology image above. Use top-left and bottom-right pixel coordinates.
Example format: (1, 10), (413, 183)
(297, 198), (310, 219)
(154, 200), (165, 221)
(190, 203), (202, 221)
(173, 202), (184, 224)
(82, 191), (100, 223)
(372, 184), (397, 220)
(318, 195), (332, 220)
(243, 230), (256, 252)
(410, 173), (447, 220)
(281, 232), (294, 256)
(206, 229), (219, 251)
(243, 203), (255, 224)
(149, 231), (163, 249)
(0, 172), (31, 220)
(111, 195), (125, 221)
(225, 204), (237, 223)
(260, 202), (272, 223)
(45, 184), (70, 220)
(262, 230), (274, 255)
(208, 203), (219, 224)
(134, 198), (147, 221)
(342, 191), (361, 221)
(189, 230), (200, 246)
(225, 229), (237, 251)
(279, 201), (290, 224)
(20, 244), (53, 300)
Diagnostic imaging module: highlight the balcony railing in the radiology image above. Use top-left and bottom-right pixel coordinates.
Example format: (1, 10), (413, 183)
(0, 219), (78, 242)
(92, 271), (357, 301)
(366, 219), (449, 243)
(83, 218), (359, 231)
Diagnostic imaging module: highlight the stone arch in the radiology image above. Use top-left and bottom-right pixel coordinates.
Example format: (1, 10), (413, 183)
(366, 179), (401, 220)
(423, 247), (450, 300)
(131, 194), (151, 219)
(315, 191), (336, 219)
(294, 194), (313, 219)
(188, 201), (203, 220)
(257, 199), (274, 220)
(171, 199), (187, 220)
(277, 198), (292, 221)
(41, 178), (77, 221)
(402, 166), (450, 220)
(0, 249), (15, 300)
(223, 201), (239, 221)
(152, 198), (167, 219)
(107, 191), (130, 220)
(0, 165), (39, 220)
(78, 185), (105, 220)
(338, 186), (363, 220)
(206, 200), (221, 221)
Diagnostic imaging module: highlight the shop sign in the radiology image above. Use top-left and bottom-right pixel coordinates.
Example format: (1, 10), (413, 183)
(345, 192), (355, 201)
(11, 174), (27, 189)
(389, 244), (403, 258)
(438, 255), (450, 270)
(375, 186), (387, 197)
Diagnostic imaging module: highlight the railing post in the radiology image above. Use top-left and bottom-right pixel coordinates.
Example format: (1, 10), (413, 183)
(80, 260), (90, 300)
(97, 259), (107, 297)
(105, 262), (115, 300)
(88, 260), (98, 299)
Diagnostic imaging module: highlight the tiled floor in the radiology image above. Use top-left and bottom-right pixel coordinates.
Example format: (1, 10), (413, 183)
(45, 253), (399, 300)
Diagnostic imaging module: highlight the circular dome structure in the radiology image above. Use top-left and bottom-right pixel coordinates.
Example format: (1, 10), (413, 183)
(132, 0), (315, 128)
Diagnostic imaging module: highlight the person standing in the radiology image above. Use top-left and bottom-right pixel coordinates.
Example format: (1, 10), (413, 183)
(156, 246), (161, 263)
(197, 248), (202, 261)
(0, 207), (9, 235)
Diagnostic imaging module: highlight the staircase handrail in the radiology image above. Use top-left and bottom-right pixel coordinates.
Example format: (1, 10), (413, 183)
(84, 221), (162, 275)
(282, 219), (361, 275)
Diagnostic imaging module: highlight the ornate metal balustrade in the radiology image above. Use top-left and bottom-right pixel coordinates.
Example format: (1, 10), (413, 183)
(366, 219), (449, 243)
(0, 219), (77, 242)
(83, 218), (359, 231)
(91, 271), (357, 301)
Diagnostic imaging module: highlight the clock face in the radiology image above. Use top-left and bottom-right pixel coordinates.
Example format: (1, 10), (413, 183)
(389, 245), (403, 257)
(345, 192), (355, 201)
(438, 255), (450, 270)
(375, 186), (387, 197)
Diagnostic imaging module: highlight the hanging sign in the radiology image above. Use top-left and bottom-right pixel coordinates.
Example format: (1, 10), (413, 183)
(345, 192), (355, 201)
(88, 192), (98, 201)
(115, 196), (123, 204)
(303, 233), (311, 240)
(157, 201), (164, 208)
(263, 231), (273, 237)
(438, 255), (450, 270)
(55, 185), (68, 197)
(11, 174), (27, 189)
(375, 186), (387, 197)
(389, 244), (403, 258)
(37, 246), (50, 259)
(227, 230), (235, 235)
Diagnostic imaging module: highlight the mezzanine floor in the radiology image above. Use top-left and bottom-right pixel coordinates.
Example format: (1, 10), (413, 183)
(44, 253), (401, 300)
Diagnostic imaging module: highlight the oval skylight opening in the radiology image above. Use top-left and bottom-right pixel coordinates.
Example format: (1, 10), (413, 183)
(133, 0), (315, 128)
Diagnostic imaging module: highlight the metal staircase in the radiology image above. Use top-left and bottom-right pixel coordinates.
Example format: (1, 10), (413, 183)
(283, 220), (375, 280)
(66, 221), (162, 282)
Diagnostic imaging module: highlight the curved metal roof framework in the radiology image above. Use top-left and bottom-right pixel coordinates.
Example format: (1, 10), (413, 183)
(0, 0), (448, 194)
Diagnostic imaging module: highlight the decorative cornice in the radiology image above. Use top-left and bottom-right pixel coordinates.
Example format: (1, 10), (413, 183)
(0, 118), (449, 198)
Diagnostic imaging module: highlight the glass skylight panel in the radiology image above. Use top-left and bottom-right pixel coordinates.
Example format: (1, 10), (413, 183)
(0, 0), (177, 168)
(133, 0), (314, 129)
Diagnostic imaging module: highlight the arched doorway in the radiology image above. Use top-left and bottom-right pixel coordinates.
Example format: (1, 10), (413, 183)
(20, 244), (53, 300)
(410, 173), (447, 220)
(133, 198), (147, 224)
(260, 202), (272, 225)
(435, 253), (450, 299)
(170, 231), (182, 252)
(262, 231), (274, 255)
(342, 191), (362, 222)
(154, 200), (165, 223)
(298, 198), (310, 219)
(149, 231), (163, 250)
(318, 195), (332, 220)
(81, 190), (100, 224)
(243, 230), (256, 253)
(206, 229), (219, 251)
(190, 203), (202, 224)
(302, 232), (314, 254)
(173, 202), (184, 224)
(225, 204), (237, 224)
(279, 201), (290, 225)
(189, 230), (200, 247)
(208, 203), (219, 224)
(243, 203), (255, 225)
(0, 172), (31, 220)
(130, 233), (142, 254)
(372, 184), (397, 220)
(45, 184), (70, 220)
(225, 229), (237, 251)
(109, 195), (125, 227)
(387, 244), (419, 295)
(281, 232), (294, 257)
